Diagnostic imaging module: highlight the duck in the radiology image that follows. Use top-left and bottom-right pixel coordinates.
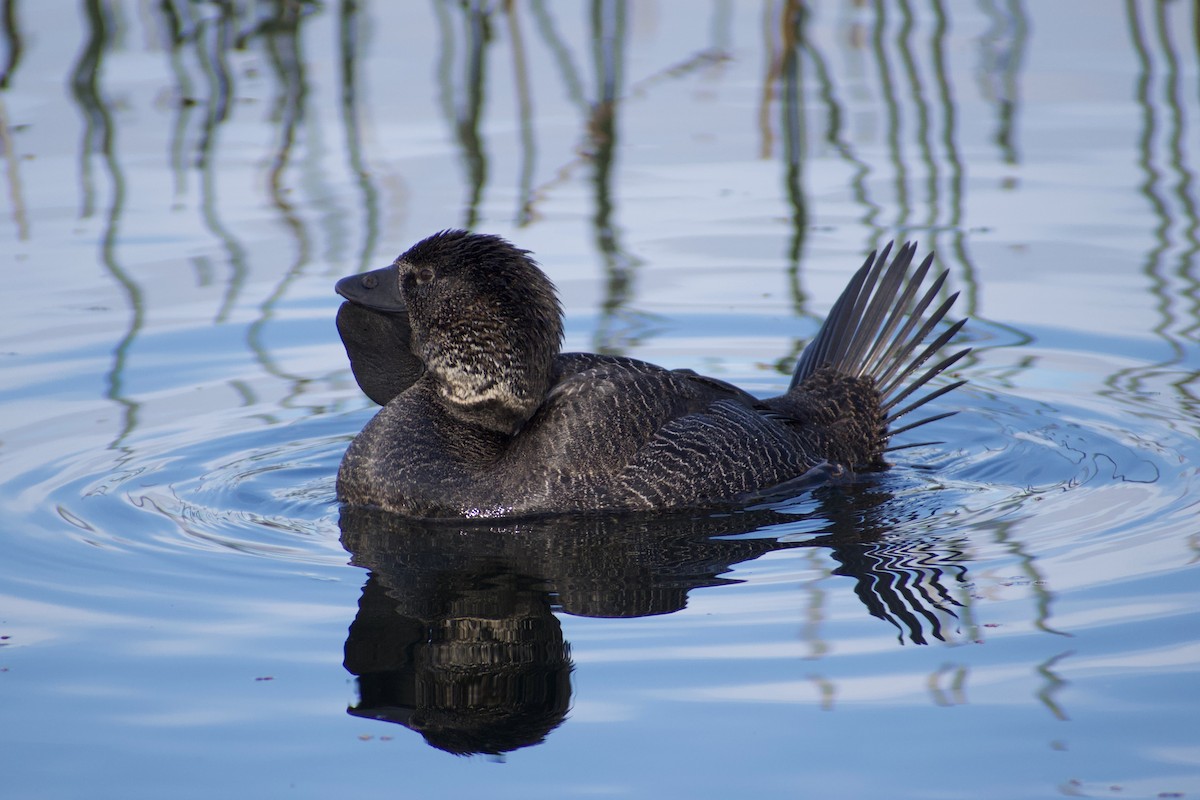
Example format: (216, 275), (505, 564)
(334, 229), (969, 518)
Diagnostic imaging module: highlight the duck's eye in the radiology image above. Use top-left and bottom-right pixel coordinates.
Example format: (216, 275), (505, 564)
(415, 267), (435, 285)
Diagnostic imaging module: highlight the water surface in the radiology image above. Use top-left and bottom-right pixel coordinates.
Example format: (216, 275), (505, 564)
(2, 2), (1199, 798)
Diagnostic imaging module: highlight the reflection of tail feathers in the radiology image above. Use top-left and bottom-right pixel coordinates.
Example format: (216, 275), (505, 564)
(791, 241), (971, 445)
(833, 537), (967, 645)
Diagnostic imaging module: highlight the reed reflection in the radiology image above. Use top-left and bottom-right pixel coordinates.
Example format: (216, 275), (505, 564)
(761, 0), (984, 378)
(763, 0), (818, 375)
(338, 480), (978, 755)
(584, 0), (648, 356)
(71, 0), (141, 447)
(1114, 0), (1200, 416)
(338, 0), (383, 273)
(436, 0), (657, 354)
(0, 0), (20, 90)
(0, 0), (26, 241)
(245, 1), (332, 409)
(157, 0), (247, 322)
(435, 0), (492, 229)
(74, 0), (349, 431)
(975, 0), (1029, 166)
(760, 0), (1041, 369)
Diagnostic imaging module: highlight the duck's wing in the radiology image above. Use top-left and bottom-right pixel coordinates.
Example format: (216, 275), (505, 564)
(512, 354), (768, 473)
(667, 367), (767, 409)
(543, 353), (762, 419)
(509, 354), (815, 510)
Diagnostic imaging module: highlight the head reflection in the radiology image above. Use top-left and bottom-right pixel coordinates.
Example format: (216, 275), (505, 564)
(338, 480), (972, 755)
(344, 570), (572, 756)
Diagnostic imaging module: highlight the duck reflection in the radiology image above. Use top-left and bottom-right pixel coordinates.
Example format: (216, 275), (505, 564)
(342, 557), (571, 756)
(339, 480), (969, 755)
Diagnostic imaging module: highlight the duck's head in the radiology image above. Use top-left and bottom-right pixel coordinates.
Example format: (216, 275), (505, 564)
(336, 230), (563, 435)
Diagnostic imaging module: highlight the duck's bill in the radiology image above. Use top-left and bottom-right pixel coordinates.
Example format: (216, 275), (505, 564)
(335, 265), (406, 313)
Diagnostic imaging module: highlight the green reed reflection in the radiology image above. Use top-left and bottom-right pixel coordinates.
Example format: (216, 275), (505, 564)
(338, 0), (382, 273)
(72, 0), (141, 448)
(0, 0), (21, 90)
(764, 0), (817, 375)
(505, 0), (536, 226)
(1117, 0), (1200, 417)
(976, 0), (1029, 166)
(246, 1), (319, 406)
(586, 0), (639, 355)
(0, 0), (26, 241)
(1035, 649), (1073, 722)
(160, 1), (249, 324)
(435, 0), (491, 230)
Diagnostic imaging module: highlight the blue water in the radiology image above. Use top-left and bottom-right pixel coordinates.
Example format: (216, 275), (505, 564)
(2, 2), (1200, 798)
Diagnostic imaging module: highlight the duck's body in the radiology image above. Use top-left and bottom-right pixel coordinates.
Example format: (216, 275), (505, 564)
(335, 231), (968, 519)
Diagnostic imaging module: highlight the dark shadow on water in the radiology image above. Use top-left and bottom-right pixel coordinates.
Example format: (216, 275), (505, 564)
(338, 480), (976, 755)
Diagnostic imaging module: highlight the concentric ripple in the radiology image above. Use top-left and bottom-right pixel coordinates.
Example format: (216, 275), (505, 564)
(6, 361), (1196, 589)
(5, 408), (372, 568)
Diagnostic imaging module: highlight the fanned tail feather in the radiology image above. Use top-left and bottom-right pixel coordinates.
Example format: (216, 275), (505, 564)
(791, 241), (970, 448)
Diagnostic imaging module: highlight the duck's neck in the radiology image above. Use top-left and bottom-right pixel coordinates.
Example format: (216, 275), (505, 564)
(422, 315), (558, 436)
